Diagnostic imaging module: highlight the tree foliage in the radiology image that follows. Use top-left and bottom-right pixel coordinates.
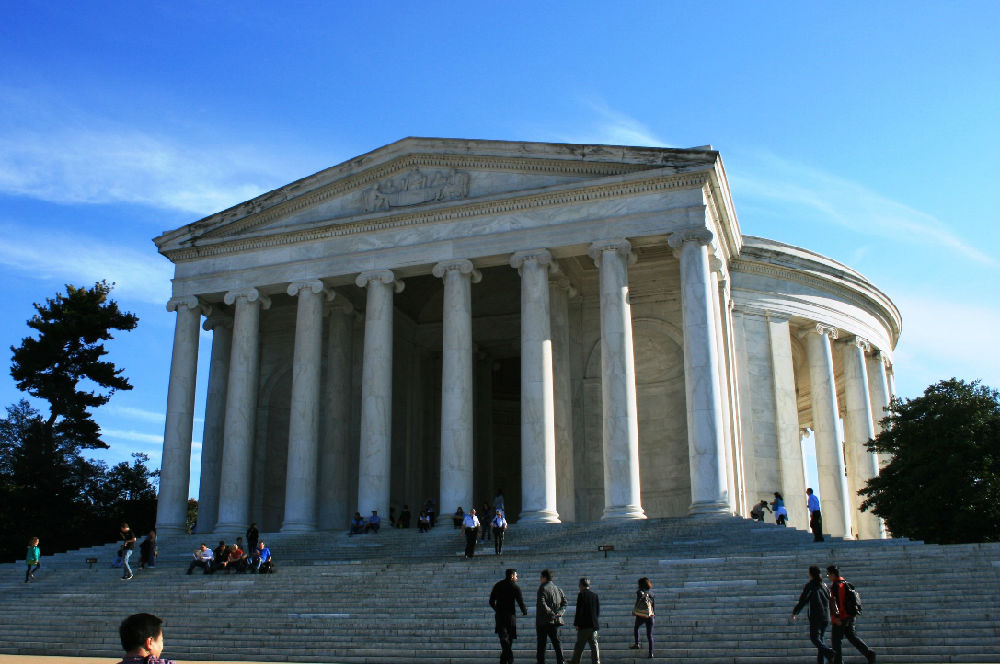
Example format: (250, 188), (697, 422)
(860, 378), (1000, 544)
(0, 283), (154, 562)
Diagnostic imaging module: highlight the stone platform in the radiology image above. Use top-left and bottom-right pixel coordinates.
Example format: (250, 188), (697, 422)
(1, 517), (999, 663)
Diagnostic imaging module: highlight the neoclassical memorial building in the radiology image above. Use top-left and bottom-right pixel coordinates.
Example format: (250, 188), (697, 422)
(153, 138), (899, 541)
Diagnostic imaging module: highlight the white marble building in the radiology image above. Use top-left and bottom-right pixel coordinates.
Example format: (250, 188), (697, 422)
(153, 138), (899, 540)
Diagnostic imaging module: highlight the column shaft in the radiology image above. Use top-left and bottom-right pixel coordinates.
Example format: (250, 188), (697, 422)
(767, 316), (808, 527)
(155, 296), (204, 537)
(281, 281), (329, 532)
(589, 240), (644, 520)
(318, 300), (354, 530)
(215, 289), (269, 533)
(806, 324), (852, 538)
(356, 270), (403, 517)
(195, 314), (232, 534)
(843, 338), (885, 539)
(669, 230), (730, 515)
(434, 260), (480, 517)
(511, 250), (560, 523)
(549, 276), (577, 522)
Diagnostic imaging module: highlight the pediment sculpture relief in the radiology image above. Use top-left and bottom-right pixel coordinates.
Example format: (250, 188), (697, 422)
(360, 168), (470, 213)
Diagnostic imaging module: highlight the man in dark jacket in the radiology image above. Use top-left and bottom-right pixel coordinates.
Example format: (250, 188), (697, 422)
(568, 577), (600, 664)
(791, 566), (835, 663)
(827, 566), (876, 664)
(536, 569), (568, 664)
(490, 568), (528, 664)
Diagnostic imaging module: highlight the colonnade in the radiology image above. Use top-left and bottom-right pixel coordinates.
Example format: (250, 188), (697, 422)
(155, 233), (737, 536)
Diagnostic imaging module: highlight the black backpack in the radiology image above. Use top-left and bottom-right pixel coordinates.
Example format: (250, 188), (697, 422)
(842, 581), (863, 616)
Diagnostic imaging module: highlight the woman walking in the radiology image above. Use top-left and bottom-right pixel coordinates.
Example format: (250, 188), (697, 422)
(630, 577), (655, 658)
(25, 537), (40, 583)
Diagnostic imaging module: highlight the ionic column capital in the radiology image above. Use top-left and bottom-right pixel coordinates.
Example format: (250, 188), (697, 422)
(667, 227), (714, 256)
(223, 287), (271, 310)
(166, 295), (210, 316)
(324, 295), (355, 317)
(356, 269), (405, 293)
(852, 336), (871, 352)
(587, 239), (637, 267)
(202, 312), (233, 332)
(509, 248), (552, 272)
(287, 279), (333, 299)
(432, 259), (482, 283)
(814, 323), (839, 340)
(549, 272), (578, 298)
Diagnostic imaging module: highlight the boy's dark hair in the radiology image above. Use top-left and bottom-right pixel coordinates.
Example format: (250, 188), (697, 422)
(809, 565), (821, 580)
(119, 613), (162, 651)
(827, 565), (840, 576)
(579, 577), (590, 588)
(638, 576), (652, 590)
(505, 568), (517, 579)
(540, 569), (552, 581)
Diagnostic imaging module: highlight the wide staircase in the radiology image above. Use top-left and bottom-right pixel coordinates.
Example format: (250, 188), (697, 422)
(1, 516), (999, 663)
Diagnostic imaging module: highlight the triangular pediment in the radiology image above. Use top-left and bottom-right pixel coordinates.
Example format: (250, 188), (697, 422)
(155, 137), (719, 256)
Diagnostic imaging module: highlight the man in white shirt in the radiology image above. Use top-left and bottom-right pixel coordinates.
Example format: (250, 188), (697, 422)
(186, 544), (213, 574)
(462, 508), (481, 558)
(491, 509), (508, 555)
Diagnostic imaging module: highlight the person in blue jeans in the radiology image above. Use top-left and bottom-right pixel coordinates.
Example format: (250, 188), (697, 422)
(791, 565), (836, 663)
(25, 536), (40, 583)
(119, 523), (136, 580)
(630, 577), (655, 658)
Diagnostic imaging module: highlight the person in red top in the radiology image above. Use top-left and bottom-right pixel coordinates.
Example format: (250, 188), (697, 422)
(826, 566), (876, 664)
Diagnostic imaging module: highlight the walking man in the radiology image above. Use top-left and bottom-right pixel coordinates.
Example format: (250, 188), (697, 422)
(119, 522), (136, 580)
(806, 488), (824, 542)
(791, 565), (835, 663)
(568, 577), (600, 664)
(491, 509), (508, 555)
(827, 566), (876, 664)
(490, 568), (528, 664)
(463, 508), (481, 558)
(536, 569), (568, 664)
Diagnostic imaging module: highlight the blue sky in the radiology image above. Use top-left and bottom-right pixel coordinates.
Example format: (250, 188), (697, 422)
(1, 2), (998, 499)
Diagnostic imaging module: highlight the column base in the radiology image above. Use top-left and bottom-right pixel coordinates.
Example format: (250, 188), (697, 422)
(517, 509), (561, 525)
(602, 504), (647, 521)
(687, 500), (732, 517)
(155, 524), (189, 538)
(280, 520), (317, 534)
(213, 521), (246, 535)
(193, 522), (216, 535)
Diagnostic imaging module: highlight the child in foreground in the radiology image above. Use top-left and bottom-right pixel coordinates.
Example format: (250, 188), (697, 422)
(118, 613), (176, 664)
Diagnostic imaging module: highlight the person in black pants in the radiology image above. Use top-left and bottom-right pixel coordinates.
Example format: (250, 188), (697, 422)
(536, 569), (568, 664)
(568, 577), (600, 664)
(490, 568), (528, 664)
(828, 566), (876, 664)
(791, 565), (836, 663)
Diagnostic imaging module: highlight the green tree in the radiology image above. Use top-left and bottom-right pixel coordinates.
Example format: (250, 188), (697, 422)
(0, 282), (142, 562)
(860, 378), (1000, 544)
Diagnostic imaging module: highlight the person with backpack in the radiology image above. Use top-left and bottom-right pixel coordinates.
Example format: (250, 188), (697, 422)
(827, 566), (876, 664)
(630, 577), (655, 658)
(791, 565), (836, 663)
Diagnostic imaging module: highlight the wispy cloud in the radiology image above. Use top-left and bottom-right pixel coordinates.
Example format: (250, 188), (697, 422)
(0, 223), (172, 304)
(105, 405), (165, 424)
(0, 86), (289, 215)
(101, 428), (164, 446)
(729, 151), (999, 269)
(559, 99), (674, 148)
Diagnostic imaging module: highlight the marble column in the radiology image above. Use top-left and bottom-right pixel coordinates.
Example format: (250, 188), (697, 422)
(843, 337), (885, 539)
(215, 288), (270, 533)
(588, 239), (645, 520)
(433, 259), (481, 517)
(710, 264), (737, 514)
(195, 312), (232, 534)
(510, 249), (560, 524)
(156, 295), (206, 537)
(868, 351), (892, 435)
(318, 297), (355, 531)
(767, 316), (808, 527)
(805, 323), (852, 538)
(668, 229), (730, 515)
(281, 280), (331, 532)
(549, 268), (577, 522)
(355, 270), (404, 518)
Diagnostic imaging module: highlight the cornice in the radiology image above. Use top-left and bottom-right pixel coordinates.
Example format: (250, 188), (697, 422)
(730, 258), (901, 343)
(162, 171), (711, 263)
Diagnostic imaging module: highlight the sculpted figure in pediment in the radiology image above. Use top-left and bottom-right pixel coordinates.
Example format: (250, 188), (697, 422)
(359, 168), (470, 213)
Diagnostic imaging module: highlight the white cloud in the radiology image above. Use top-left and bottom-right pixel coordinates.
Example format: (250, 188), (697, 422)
(100, 428), (164, 446)
(0, 86), (290, 215)
(559, 99), (674, 148)
(0, 223), (173, 304)
(105, 405), (165, 424)
(729, 151), (999, 269)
